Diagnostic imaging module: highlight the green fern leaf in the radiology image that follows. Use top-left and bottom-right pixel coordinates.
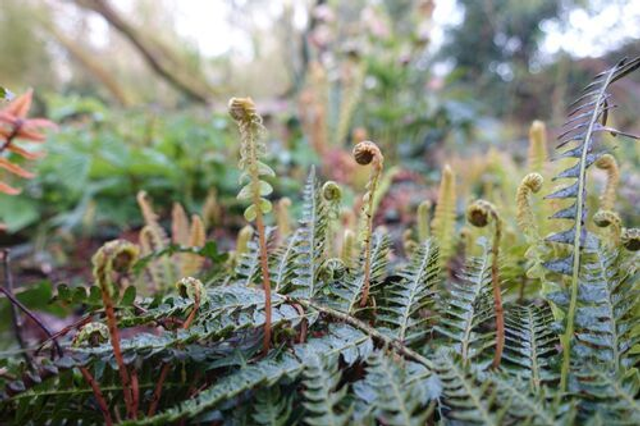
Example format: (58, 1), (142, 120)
(503, 303), (559, 390)
(434, 241), (495, 363)
(328, 231), (391, 315)
(355, 351), (433, 426)
(251, 386), (293, 426)
(302, 355), (352, 426)
(375, 239), (440, 346)
(290, 168), (329, 299)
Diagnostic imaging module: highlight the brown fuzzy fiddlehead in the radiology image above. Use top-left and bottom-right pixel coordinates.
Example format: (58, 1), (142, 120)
(466, 200), (504, 369)
(353, 141), (384, 308)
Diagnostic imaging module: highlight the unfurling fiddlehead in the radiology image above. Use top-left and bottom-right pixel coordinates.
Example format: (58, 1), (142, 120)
(341, 229), (355, 269)
(323, 181), (343, 256)
(593, 210), (622, 246)
(229, 97), (275, 353)
(594, 154), (619, 211)
(92, 240), (139, 419)
(353, 141), (384, 308)
(516, 173), (544, 240)
(466, 200), (504, 369)
(621, 228), (639, 251)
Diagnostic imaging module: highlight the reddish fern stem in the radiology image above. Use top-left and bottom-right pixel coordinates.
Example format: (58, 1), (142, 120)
(255, 210), (273, 354)
(148, 286), (201, 416)
(79, 367), (113, 426)
(101, 290), (135, 418)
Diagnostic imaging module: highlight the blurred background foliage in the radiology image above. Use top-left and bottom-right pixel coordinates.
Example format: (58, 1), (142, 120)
(0, 0), (638, 282)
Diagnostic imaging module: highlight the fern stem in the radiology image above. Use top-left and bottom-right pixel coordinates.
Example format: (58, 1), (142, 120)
(79, 367), (114, 426)
(353, 141), (384, 308)
(288, 297), (433, 369)
(467, 200), (504, 368)
(93, 241), (139, 419)
(255, 210), (273, 353)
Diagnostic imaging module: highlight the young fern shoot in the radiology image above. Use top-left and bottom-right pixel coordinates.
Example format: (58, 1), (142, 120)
(229, 97), (275, 353)
(92, 240), (139, 419)
(352, 141), (384, 308)
(466, 200), (504, 369)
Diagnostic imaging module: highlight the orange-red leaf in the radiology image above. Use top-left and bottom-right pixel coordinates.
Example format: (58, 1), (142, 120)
(7, 144), (44, 160)
(0, 181), (21, 195)
(2, 89), (33, 118)
(0, 158), (35, 178)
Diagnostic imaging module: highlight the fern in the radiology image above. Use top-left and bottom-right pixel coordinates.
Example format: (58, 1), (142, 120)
(435, 241), (495, 364)
(503, 303), (559, 390)
(544, 56), (640, 390)
(290, 168), (328, 299)
(355, 351), (433, 426)
(376, 239), (440, 346)
(251, 386), (293, 426)
(302, 355), (352, 426)
(433, 350), (501, 425)
(125, 324), (373, 425)
(328, 231), (391, 315)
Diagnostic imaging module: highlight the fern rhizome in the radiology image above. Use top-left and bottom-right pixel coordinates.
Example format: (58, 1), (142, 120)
(1, 59), (639, 425)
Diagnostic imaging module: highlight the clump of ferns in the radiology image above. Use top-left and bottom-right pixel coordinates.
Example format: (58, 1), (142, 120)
(229, 97), (275, 353)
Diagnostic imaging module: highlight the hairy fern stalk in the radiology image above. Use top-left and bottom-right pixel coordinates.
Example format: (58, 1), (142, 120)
(1, 59), (640, 426)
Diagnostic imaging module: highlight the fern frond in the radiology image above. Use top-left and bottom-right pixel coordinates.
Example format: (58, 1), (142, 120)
(376, 239), (440, 346)
(431, 164), (457, 261)
(503, 304), (559, 390)
(488, 372), (566, 426)
(235, 228), (275, 287)
(302, 355), (352, 426)
(251, 386), (293, 426)
(433, 350), (500, 425)
(435, 241), (495, 364)
(127, 324), (372, 425)
(355, 351), (433, 426)
(329, 231), (391, 315)
(271, 230), (300, 293)
(544, 56), (640, 391)
(574, 366), (640, 424)
(290, 168), (328, 299)
(595, 154), (619, 211)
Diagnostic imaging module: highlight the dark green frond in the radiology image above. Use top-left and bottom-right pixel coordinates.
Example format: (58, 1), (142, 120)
(327, 231), (391, 315)
(434, 241), (495, 363)
(290, 168), (329, 299)
(251, 386), (293, 426)
(433, 350), (501, 425)
(235, 227), (275, 286)
(354, 351), (433, 426)
(574, 366), (640, 424)
(375, 239), (440, 347)
(503, 303), (559, 389)
(302, 355), (352, 426)
(128, 324), (373, 425)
